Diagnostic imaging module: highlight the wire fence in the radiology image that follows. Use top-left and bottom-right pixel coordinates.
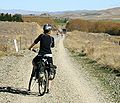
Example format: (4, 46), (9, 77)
(0, 35), (35, 53)
(0, 34), (120, 53)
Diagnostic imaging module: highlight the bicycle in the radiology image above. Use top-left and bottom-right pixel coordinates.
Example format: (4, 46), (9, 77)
(28, 49), (56, 96)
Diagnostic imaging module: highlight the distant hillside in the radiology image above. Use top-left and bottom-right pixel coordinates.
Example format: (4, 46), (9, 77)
(0, 7), (120, 20)
(98, 7), (120, 18)
(50, 7), (120, 20)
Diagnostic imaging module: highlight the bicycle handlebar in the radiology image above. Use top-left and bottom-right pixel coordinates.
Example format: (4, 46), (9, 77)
(32, 48), (37, 53)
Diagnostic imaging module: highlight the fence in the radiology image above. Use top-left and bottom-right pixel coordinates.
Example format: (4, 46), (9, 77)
(0, 35), (35, 53)
(0, 34), (120, 53)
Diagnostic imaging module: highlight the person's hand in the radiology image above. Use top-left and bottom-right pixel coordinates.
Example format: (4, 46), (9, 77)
(28, 48), (32, 51)
(28, 43), (35, 51)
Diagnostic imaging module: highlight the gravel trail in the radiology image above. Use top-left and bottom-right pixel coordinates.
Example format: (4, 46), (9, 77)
(0, 36), (107, 103)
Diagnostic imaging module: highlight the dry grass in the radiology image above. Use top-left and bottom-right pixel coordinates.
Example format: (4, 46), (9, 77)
(0, 21), (57, 54)
(0, 21), (42, 36)
(0, 21), (43, 53)
(22, 16), (56, 27)
(64, 31), (120, 70)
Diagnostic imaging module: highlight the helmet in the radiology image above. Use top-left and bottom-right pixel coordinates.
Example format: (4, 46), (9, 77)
(43, 24), (52, 31)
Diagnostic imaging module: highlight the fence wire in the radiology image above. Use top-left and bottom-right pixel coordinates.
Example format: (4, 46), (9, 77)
(0, 35), (34, 52)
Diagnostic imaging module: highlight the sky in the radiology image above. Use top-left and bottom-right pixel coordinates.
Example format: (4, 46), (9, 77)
(0, 0), (120, 12)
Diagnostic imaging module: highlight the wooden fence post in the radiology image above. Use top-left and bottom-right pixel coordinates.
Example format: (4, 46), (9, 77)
(25, 38), (27, 48)
(14, 39), (18, 52)
(20, 37), (22, 50)
(6, 37), (8, 52)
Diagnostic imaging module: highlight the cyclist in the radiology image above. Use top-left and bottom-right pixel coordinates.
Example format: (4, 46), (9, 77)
(28, 24), (55, 93)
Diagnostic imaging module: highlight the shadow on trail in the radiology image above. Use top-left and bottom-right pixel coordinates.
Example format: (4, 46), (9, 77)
(0, 86), (41, 97)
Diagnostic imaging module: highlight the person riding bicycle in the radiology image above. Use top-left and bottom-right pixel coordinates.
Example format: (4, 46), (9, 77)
(28, 24), (56, 93)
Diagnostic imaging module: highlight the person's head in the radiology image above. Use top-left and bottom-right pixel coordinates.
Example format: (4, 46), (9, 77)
(43, 24), (52, 34)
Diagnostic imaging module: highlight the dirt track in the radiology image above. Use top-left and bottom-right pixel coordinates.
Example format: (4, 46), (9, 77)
(0, 36), (109, 103)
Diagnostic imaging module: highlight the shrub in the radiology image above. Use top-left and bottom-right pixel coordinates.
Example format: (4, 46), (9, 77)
(0, 13), (23, 22)
(66, 19), (120, 36)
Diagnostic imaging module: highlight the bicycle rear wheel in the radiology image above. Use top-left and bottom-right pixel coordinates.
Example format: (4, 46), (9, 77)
(38, 70), (48, 96)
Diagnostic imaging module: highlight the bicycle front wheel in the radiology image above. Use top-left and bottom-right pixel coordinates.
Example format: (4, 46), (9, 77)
(38, 70), (48, 96)
(28, 68), (35, 91)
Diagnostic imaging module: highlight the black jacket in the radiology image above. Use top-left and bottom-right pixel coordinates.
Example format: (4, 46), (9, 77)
(34, 34), (54, 55)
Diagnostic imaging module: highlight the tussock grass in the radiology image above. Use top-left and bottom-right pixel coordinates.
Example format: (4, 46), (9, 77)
(64, 31), (120, 70)
(0, 21), (57, 54)
(0, 21), (43, 53)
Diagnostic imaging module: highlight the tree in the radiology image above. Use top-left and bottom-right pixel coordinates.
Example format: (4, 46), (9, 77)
(12, 14), (23, 22)
(0, 13), (5, 21)
(0, 13), (23, 22)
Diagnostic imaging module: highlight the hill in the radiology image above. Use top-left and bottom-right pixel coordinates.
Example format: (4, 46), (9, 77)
(0, 7), (120, 20)
(51, 7), (120, 20)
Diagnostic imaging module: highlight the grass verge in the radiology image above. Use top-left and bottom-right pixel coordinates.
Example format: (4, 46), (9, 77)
(68, 48), (120, 103)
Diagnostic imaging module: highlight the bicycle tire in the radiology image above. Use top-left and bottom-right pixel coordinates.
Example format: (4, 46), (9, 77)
(28, 69), (35, 91)
(38, 70), (48, 96)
